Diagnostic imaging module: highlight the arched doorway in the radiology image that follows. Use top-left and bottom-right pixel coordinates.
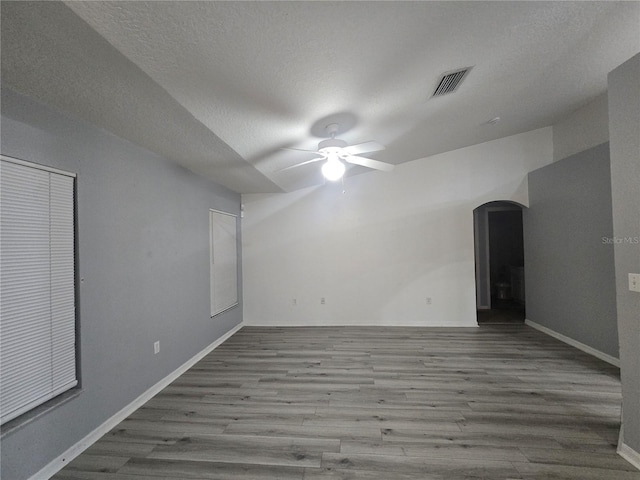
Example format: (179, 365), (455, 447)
(473, 201), (525, 324)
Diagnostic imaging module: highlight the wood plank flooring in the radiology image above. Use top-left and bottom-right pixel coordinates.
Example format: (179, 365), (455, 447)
(53, 325), (638, 479)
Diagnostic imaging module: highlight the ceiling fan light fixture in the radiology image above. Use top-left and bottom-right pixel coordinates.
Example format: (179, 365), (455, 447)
(321, 157), (345, 181)
(281, 123), (392, 179)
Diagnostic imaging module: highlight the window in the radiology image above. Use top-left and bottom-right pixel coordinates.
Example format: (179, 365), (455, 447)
(209, 209), (238, 316)
(0, 156), (77, 425)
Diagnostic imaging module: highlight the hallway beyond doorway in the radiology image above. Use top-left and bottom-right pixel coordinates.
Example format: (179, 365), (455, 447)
(477, 299), (525, 324)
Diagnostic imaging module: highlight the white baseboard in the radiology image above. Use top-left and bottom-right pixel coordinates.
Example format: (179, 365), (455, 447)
(524, 319), (620, 367)
(618, 442), (640, 471)
(30, 322), (243, 480)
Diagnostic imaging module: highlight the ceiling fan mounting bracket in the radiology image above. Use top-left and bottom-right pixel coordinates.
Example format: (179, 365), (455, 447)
(325, 123), (340, 137)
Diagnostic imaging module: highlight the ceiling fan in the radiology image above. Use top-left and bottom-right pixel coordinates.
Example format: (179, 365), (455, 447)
(281, 124), (394, 181)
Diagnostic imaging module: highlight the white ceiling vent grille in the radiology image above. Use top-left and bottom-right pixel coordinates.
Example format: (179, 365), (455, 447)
(432, 67), (471, 97)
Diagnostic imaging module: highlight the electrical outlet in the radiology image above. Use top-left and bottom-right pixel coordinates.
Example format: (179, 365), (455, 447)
(154, 341), (160, 354)
(426, 297), (432, 305)
(320, 297), (326, 305)
(630, 273), (640, 293)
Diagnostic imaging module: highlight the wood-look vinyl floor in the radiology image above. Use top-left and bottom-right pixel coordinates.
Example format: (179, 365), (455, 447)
(53, 325), (639, 479)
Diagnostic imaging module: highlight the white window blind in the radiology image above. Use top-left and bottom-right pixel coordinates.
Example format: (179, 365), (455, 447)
(210, 210), (238, 317)
(0, 156), (77, 425)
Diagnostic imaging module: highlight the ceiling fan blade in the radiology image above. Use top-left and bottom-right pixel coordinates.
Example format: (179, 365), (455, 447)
(281, 147), (318, 154)
(343, 141), (385, 156)
(344, 155), (394, 172)
(277, 157), (325, 172)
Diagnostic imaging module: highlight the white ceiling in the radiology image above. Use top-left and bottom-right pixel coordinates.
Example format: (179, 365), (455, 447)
(3, 1), (640, 193)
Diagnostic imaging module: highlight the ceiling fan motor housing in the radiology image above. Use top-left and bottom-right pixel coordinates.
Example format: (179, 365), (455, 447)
(318, 138), (347, 155)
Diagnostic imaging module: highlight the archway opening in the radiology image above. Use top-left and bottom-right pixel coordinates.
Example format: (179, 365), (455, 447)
(473, 201), (525, 324)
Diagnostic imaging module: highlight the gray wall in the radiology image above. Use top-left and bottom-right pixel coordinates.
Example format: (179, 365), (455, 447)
(523, 142), (619, 358)
(0, 88), (243, 480)
(474, 207), (490, 309)
(609, 54), (640, 455)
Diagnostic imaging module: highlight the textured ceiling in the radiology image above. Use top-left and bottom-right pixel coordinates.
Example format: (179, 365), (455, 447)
(3, 1), (640, 193)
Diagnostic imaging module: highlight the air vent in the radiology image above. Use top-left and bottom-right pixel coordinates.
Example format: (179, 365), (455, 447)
(432, 67), (471, 97)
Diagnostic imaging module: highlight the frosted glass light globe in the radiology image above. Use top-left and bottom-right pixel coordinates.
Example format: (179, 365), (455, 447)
(321, 158), (345, 181)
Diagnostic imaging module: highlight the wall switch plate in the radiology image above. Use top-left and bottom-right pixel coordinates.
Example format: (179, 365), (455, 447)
(320, 297), (325, 305)
(154, 341), (160, 354)
(426, 297), (432, 305)
(292, 298), (297, 306)
(629, 273), (640, 292)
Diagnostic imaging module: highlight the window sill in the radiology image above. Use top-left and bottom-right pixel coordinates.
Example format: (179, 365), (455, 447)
(0, 388), (83, 438)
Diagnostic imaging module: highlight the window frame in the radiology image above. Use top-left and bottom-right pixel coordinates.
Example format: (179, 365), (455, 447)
(0, 155), (79, 426)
